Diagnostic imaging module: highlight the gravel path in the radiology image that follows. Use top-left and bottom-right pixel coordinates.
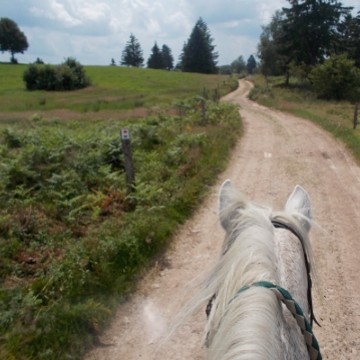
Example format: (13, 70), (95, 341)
(85, 80), (360, 360)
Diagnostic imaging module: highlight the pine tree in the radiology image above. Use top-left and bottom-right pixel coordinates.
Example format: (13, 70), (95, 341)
(121, 34), (144, 67)
(246, 55), (257, 74)
(161, 44), (174, 70)
(147, 42), (164, 69)
(180, 18), (218, 74)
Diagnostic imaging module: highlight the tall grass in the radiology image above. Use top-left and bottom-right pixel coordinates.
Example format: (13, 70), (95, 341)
(0, 65), (242, 359)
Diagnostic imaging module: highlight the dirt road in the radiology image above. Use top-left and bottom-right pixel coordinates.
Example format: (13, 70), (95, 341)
(85, 80), (360, 359)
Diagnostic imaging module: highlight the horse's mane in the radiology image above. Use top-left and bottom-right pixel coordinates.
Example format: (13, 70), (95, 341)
(166, 186), (317, 359)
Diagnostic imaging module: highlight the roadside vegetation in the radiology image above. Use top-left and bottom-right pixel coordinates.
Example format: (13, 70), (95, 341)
(0, 64), (241, 359)
(249, 75), (360, 161)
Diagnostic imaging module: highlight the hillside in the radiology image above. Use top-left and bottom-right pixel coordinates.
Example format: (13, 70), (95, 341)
(0, 65), (236, 117)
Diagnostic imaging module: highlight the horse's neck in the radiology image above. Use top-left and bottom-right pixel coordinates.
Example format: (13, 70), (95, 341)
(207, 287), (284, 360)
(207, 226), (310, 360)
(273, 228), (310, 360)
(273, 228), (309, 315)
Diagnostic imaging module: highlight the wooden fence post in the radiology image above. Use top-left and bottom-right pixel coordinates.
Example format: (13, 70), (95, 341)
(121, 128), (135, 194)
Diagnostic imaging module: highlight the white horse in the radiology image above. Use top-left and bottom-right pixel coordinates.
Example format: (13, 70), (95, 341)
(175, 180), (322, 360)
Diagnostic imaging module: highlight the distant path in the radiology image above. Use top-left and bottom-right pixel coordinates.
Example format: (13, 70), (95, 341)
(85, 80), (360, 359)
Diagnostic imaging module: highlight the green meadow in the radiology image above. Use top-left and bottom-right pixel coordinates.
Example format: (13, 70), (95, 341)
(0, 64), (242, 359)
(0, 64), (236, 113)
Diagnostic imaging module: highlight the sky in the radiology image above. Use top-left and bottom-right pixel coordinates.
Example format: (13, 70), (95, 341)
(0, 0), (359, 66)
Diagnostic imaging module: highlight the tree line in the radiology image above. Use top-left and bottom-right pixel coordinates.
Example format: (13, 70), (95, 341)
(118, 18), (219, 73)
(117, 34), (175, 70)
(0, 16), (220, 73)
(0, 15), (254, 76)
(3, 0), (360, 98)
(118, 18), (258, 75)
(257, 0), (360, 100)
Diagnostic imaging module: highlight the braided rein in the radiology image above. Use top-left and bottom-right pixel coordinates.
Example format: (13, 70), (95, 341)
(235, 281), (322, 360)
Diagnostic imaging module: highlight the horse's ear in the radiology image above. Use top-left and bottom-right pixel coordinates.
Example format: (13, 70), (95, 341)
(285, 185), (312, 231)
(218, 179), (243, 230)
(219, 179), (233, 214)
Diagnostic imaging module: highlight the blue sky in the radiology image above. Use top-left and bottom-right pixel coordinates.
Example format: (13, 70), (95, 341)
(0, 0), (359, 66)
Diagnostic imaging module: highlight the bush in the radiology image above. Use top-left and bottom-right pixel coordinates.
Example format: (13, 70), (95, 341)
(310, 54), (360, 101)
(23, 64), (39, 90)
(23, 58), (91, 91)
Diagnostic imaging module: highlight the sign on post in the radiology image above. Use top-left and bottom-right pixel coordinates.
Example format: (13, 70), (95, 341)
(121, 128), (135, 193)
(121, 128), (130, 140)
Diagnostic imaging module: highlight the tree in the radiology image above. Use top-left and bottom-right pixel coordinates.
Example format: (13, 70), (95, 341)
(337, 12), (360, 67)
(231, 56), (246, 74)
(0, 17), (28, 63)
(121, 34), (144, 67)
(279, 0), (351, 68)
(218, 65), (232, 75)
(147, 42), (164, 69)
(34, 57), (44, 64)
(246, 55), (257, 74)
(161, 44), (174, 70)
(257, 11), (289, 79)
(180, 18), (218, 74)
(257, 1), (352, 84)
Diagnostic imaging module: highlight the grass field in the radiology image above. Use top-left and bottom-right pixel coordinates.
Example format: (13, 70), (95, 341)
(0, 64), (236, 114)
(0, 64), (242, 359)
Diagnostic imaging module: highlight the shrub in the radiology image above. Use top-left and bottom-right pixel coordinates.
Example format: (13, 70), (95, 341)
(23, 58), (91, 91)
(63, 57), (90, 89)
(2, 128), (22, 148)
(39, 65), (57, 90)
(310, 54), (360, 101)
(23, 64), (39, 90)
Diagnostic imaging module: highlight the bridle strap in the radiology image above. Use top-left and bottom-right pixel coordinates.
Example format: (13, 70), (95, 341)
(207, 281), (322, 360)
(237, 282), (322, 360)
(272, 220), (320, 327)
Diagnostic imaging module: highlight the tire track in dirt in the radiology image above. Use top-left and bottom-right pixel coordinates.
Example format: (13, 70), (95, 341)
(85, 80), (360, 360)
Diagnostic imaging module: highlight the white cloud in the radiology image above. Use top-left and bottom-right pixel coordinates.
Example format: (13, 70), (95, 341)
(0, 0), (359, 66)
(30, 0), (81, 28)
(256, 0), (284, 24)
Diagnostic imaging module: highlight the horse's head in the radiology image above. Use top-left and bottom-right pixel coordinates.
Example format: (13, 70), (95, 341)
(172, 180), (320, 360)
(218, 179), (312, 252)
(207, 180), (320, 360)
